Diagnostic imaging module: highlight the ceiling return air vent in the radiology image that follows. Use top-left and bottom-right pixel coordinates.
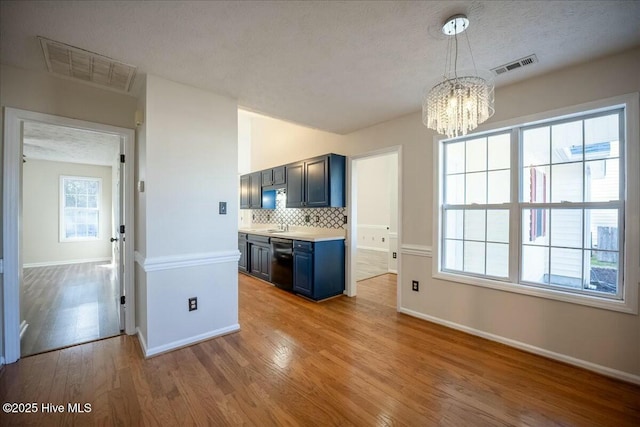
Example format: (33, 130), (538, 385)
(491, 54), (538, 76)
(38, 36), (137, 93)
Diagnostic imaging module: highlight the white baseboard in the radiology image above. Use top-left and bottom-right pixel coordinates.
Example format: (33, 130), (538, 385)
(399, 307), (640, 385)
(23, 257), (111, 268)
(388, 269), (398, 274)
(138, 324), (241, 358)
(357, 246), (388, 252)
(136, 327), (148, 357)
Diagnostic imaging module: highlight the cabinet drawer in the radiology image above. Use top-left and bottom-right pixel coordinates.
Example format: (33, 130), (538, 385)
(248, 234), (270, 245)
(293, 240), (313, 252)
(238, 233), (247, 240)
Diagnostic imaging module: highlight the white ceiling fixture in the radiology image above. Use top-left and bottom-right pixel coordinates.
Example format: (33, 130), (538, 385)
(38, 36), (137, 93)
(423, 14), (494, 139)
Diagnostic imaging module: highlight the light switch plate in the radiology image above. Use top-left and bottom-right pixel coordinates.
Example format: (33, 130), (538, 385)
(219, 201), (227, 214)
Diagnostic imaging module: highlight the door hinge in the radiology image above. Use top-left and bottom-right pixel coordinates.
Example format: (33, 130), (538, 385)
(120, 295), (126, 305)
(120, 225), (125, 234)
(120, 154), (125, 163)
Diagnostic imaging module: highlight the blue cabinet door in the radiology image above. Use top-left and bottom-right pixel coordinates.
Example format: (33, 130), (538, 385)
(305, 156), (329, 207)
(286, 161), (305, 208)
(240, 175), (251, 209)
(238, 235), (247, 272)
(293, 251), (313, 296)
(250, 244), (271, 281)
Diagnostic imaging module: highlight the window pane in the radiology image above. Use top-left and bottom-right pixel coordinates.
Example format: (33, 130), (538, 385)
(77, 224), (88, 236)
(551, 120), (583, 164)
(464, 241), (485, 274)
(88, 195), (98, 208)
(487, 210), (509, 243)
(445, 209), (464, 239)
(77, 195), (88, 208)
(523, 126), (550, 166)
(586, 250), (618, 294)
(87, 210), (99, 225)
(522, 209), (549, 245)
(87, 224), (98, 238)
(87, 181), (99, 195)
(466, 172), (487, 204)
(464, 210), (485, 241)
(488, 133), (510, 170)
(486, 243), (508, 278)
(550, 209), (582, 248)
(445, 174), (465, 204)
(65, 195), (76, 208)
(549, 248), (582, 289)
(487, 170), (510, 203)
(522, 166), (549, 203)
(587, 209), (619, 251)
(444, 239), (463, 271)
(522, 245), (549, 284)
(76, 180), (88, 193)
(585, 114), (619, 152)
(446, 141), (465, 174)
(586, 159), (619, 202)
(551, 162), (583, 202)
(466, 137), (486, 172)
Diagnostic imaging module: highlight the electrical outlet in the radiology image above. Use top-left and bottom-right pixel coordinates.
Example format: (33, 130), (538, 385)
(412, 280), (419, 292)
(382, 237), (385, 242)
(188, 297), (197, 311)
(393, 252), (397, 259)
(315, 215), (320, 223)
(343, 215), (348, 224)
(304, 215), (310, 222)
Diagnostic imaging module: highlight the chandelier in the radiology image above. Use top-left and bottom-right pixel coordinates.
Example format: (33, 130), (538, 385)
(423, 15), (494, 138)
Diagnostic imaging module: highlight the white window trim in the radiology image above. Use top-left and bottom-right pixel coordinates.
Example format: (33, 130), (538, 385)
(59, 175), (102, 242)
(432, 93), (639, 314)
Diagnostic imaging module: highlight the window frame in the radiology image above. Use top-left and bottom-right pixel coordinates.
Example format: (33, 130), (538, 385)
(432, 93), (639, 314)
(59, 175), (102, 242)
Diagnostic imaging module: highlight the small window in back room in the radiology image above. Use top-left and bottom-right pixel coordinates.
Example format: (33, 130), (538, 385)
(60, 175), (102, 241)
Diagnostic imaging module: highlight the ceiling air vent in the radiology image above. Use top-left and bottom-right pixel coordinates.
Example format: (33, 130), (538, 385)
(38, 36), (137, 93)
(491, 54), (538, 76)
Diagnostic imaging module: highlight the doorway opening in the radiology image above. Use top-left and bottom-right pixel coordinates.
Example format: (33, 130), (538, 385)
(347, 147), (401, 309)
(20, 122), (122, 356)
(3, 108), (135, 364)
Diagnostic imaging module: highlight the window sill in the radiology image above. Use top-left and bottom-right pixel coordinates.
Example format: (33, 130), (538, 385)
(432, 270), (638, 314)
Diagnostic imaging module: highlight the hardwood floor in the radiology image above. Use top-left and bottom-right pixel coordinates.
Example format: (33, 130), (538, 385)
(21, 262), (121, 356)
(2, 273), (639, 426)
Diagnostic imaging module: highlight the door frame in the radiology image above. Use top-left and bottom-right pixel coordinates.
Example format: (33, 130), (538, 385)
(346, 145), (402, 311)
(2, 108), (136, 364)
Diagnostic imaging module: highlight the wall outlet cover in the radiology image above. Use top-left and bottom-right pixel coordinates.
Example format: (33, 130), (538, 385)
(412, 280), (419, 292)
(219, 201), (227, 215)
(188, 297), (198, 311)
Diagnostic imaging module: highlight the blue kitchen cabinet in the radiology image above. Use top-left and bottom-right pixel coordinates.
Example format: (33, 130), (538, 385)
(249, 235), (271, 281)
(286, 154), (345, 208)
(238, 233), (248, 272)
(293, 239), (345, 300)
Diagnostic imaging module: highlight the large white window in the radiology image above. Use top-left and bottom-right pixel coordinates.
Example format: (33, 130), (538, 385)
(60, 175), (102, 241)
(435, 96), (639, 313)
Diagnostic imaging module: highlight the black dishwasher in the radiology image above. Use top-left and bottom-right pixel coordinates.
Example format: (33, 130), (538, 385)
(271, 238), (293, 291)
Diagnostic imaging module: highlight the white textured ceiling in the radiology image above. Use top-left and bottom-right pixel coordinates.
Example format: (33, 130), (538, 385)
(23, 122), (120, 166)
(2, 1), (639, 134)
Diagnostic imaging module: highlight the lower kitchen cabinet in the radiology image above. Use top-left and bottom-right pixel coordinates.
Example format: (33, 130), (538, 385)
(238, 233), (248, 272)
(248, 235), (271, 281)
(293, 239), (345, 300)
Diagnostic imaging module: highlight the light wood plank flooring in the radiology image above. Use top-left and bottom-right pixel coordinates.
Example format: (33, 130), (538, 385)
(355, 248), (389, 281)
(2, 273), (639, 425)
(21, 262), (121, 356)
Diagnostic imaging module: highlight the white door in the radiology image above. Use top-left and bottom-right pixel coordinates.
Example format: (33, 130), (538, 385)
(112, 151), (125, 331)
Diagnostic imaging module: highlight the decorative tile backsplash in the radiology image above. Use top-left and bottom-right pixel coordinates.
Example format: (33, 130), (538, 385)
(252, 191), (346, 229)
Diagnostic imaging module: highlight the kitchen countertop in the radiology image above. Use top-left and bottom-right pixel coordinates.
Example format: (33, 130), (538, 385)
(238, 226), (345, 242)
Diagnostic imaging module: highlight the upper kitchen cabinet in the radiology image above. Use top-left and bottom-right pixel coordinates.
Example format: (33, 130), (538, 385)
(261, 165), (286, 187)
(240, 171), (274, 209)
(286, 154), (345, 208)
